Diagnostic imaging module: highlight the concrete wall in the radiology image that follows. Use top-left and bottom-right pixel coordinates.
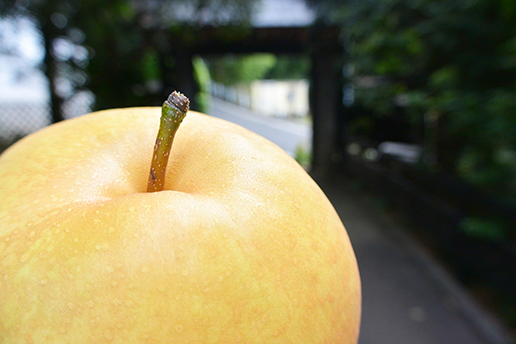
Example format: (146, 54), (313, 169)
(211, 80), (310, 119)
(249, 79), (309, 118)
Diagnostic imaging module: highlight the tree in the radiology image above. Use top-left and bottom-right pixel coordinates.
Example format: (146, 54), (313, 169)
(208, 53), (277, 85)
(309, 0), (516, 205)
(1, 0), (87, 122)
(0, 0), (259, 120)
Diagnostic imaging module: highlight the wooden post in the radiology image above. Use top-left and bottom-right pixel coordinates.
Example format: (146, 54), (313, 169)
(309, 38), (343, 176)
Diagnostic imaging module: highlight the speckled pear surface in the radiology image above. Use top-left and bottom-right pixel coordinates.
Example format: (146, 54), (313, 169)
(0, 107), (361, 343)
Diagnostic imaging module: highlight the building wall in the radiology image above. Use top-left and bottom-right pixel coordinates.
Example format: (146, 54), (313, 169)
(250, 79), (309, 118)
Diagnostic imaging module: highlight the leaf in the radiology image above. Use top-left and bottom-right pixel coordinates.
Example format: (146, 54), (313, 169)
(460, 217), (506, 241)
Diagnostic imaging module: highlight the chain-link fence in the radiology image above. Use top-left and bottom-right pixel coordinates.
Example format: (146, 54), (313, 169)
(0, 90), (94, 154)
(0, 102), (51, 152)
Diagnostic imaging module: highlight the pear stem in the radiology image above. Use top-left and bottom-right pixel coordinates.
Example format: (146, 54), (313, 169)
(147, 91), (189, 192)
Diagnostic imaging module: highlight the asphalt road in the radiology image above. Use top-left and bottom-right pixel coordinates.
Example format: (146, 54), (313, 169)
(207, 97), (311, 158)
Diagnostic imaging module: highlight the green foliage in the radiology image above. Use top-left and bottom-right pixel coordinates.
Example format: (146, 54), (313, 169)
(295, 145), (312, 170)
(459, 217), (506, 241)
(265, 55), (311, 80)
(316, 0), (516, 208)
(209, 53), (277, 85)
(141, 50), (161, 82)
(193, 56), (211, 93)
(193, 55), (212, 113)
(207, 53), (310, 90)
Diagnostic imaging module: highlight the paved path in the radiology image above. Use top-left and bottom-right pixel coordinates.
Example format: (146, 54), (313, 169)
(208, 97), (311, 157)
(208, 97), (513, 344)
(317, 178), (512, 344)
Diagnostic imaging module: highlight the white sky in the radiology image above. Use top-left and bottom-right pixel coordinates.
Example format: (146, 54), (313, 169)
(0, 16), (49, 103)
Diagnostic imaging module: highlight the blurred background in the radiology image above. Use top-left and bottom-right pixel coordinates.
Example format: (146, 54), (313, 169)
(1, 0), (515, 342)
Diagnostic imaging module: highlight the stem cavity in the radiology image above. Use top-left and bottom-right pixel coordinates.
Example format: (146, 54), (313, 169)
(147, 91), (190, 192)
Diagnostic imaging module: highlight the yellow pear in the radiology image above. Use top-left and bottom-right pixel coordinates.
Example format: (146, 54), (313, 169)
(0, 93), (360, 343)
